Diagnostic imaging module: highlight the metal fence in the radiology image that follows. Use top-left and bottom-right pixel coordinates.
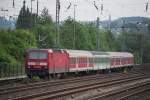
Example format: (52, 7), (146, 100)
(0, 62), (25, 78)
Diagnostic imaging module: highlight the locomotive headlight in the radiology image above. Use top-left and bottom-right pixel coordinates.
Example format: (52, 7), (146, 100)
(28, 62), (47, 66)
(28, 62), (36, 65)
(39, 62), (47, 66)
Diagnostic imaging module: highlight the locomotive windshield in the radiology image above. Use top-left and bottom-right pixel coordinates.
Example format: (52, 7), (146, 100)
(29, 52), (47, 59)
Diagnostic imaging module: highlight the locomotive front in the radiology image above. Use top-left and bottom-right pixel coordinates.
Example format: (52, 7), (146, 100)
(26, 49), (49, 77)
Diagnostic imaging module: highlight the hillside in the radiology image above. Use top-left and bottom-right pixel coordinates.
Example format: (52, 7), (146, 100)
(100, 17), (150, 34)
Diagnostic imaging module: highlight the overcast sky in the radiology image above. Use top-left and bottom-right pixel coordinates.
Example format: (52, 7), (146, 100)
(0, 0), (150, 21)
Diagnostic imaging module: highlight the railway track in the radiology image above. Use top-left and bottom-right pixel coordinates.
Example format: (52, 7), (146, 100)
(0, 70), (143, 92)
(11, 72), (150, 100)
(0, 72), (136, 99)
(117, 83), (150, 100)
(121, 86), (150, 100)
(0, 72), (129, 95)
(89, 80), (150, 100)
(0, 70), (148, 100)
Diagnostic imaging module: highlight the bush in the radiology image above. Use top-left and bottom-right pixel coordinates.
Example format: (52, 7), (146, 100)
(31, 76), (41, 82)
(0, 29), (37, 64)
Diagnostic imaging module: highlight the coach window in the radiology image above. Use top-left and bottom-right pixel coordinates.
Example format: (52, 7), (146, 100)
(111, 58), (113, 64)
(128, 58), (130, 64)
(70, 58), (76, 64)
(104, 58), (106, 63)
(98, 58), (101, 63)
(99, 58), (102, 63)
(105, 58), (108, 63)
(103, 58), (106, 63)
(94, 58), (96, 63)
(101, 58), (103, 63)
(94, 58), (98, 63)
(97, 58), (100, 63)
(79, 57), (87, 64)
(102, 58), (105, 63)
(89, 58), (93, 64)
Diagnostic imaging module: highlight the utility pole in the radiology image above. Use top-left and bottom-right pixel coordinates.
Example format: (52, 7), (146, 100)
(137, 22), (148, 64)
(96, 17), (100, 50)
(31, 0), (35, 14)
(108, 14), (111, 31)
(36, 0), (41, 48)
(93, 1), (100, 50)
(30, 0), (35, 28)
(141, 31), (143, 64)
(36, 0), (38, 25)
(37, 0), (38, 16)
(56, 0), (60, 48)
(121, 18), (126, 51)
(31, 0), (33, 28)
(73, 4), (77, 49)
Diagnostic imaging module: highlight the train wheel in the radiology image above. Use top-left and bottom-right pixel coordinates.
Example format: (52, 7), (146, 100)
(86, 70), (90, 75)
(56, 73), (62, 79)
(63, 73), (67, 78)
(75, 71), (79, 77)
(123, 67), (128, 73)
(46, 74), (52, 80)
(108, 69), (112, 74)
(97, 70), (100, 74)
(128, 66), (133, 71)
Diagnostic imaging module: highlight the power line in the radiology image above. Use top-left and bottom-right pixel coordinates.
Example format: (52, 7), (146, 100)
(93, 1), (98, 10)
(67, 2), (72, 10)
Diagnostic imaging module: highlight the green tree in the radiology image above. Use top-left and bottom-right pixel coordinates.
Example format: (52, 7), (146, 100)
(39, 7), (53, 25)
(33, 7), (56, 48)
(60, 17), (91, 50)
(60, 17), (74, 49)
(16, 0), (33, 29)
(0, 29), (37, 64)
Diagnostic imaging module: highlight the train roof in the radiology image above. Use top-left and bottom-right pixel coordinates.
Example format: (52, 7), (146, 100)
(65, 50), (110, 58)
(27, 48), (68, 53)
(65, 49), (93, 57)
(107, 52), (133, 58)
(91, 51), (109, 55)
(27, 49), (133, 58)
(90, 51), (110, 58)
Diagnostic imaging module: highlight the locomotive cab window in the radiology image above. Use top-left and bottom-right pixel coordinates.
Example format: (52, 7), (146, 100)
(29, 52), (48, 59)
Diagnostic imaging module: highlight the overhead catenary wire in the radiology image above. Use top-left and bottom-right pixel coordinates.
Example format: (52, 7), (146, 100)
(93, 1), (98, 10)
(67, 2), (72, 10)
(1, 0), (149, 21)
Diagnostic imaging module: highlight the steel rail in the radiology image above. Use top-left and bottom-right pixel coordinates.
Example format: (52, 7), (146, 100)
(0, 72), (130, 95)
(12, 74), (150, 100)
(89, 82), (150, 100)
(117, 84), (150, 100)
